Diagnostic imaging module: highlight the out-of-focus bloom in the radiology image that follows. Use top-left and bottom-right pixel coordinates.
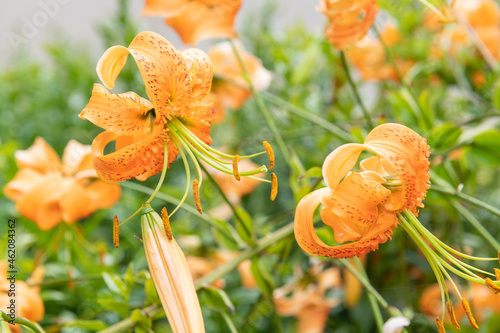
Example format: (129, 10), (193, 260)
(274, 261), (341, 333)
(294, 123), (430, 258)
(472, 71), (486, 87)
(141, 204), (205, 332)
(187, 250), (256, 289)
(420, 282), (500, 324)
(346, 25), (414, 81)
(142, 0), (241, 45)
(208, 41), (272, 122)
(427, 0), (500, 59)
(382, 317), (410, 333)
(4, 138), (121, 230)
(319, 0), (379, 50)
(0, 262), (45, 333)
(294, 123), (500, 331)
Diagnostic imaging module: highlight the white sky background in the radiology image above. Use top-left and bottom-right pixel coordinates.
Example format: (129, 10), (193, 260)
(1, 0), (324, 68)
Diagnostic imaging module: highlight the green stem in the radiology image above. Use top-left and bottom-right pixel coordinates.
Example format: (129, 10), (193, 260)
(260, 91), (353, 142)
(145, 141), (169, 204)
(228, 38), (296, 171)
(0, 311), (45, 333)
(353, 258), (383, 333)
(220, 311), (238, 333)
(339, 51), (374, 129)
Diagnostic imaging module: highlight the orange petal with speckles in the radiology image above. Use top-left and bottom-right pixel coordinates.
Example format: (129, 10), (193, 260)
(79, 84), (154, 136)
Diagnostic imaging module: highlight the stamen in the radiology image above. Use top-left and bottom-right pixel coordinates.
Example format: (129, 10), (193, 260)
(495, 268), (500, 281)
(113, 215), (119, 248)
(447, 300), (460, 330)
(193, 179), (202, 214)
(161, 207), (173, 241)
(233, 155), (241, 181)
(498, 251), (500, 264)
(435, 317), (446, 333)
(462, 298), (479, 329)
(485, 277), (500, 293)
(263, 141), (275, 171)
(271, 173), (278, 201)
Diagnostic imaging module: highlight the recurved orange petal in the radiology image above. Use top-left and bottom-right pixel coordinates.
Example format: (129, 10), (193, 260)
(91, 131), (175, 182)
(142, 0), (186, 16)
(322, 143), (366, 189)
(15, 137), (62, 174)
(182, 48), (213, 104)
(364, 123), (430, 214)
(59, 181), (96, 224)
(61, 140), (93, 177)
(96, 31), (187, 117)
(3, 168), (44, 202)
(164, 0), (241, 45)
(79, 84), (154, 136)
(16, 175), (66, 230)
(84, 179), (121, 210)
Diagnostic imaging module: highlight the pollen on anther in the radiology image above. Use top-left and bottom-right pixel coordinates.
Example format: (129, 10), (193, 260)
(232, 155), (241, 181)
(161, 207), (173, 240)
(447, 300), (460, 330)
(193, 179), (203, 214)
(495, 268), (500, 281)
(263, 141), (275, 171)
(435, 317), (446, 333)
(113, 215), (119, 248)
(271, 173), (278, 201)
(462, 298), (479, 329)
(485, 277), (500, 293)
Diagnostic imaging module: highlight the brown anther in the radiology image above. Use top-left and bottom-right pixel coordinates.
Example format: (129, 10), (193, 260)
(263, 141), (275, 171)
(495, 268), (500, 281)
(270, 173), (278, 201)
(113, 215), (119, 248)
(161, 207), (173, 240)
(498, 251), (500, 265)
(462, 298), (479, 329)
(447, 300), (460, 330)
(232, 155), (240, 181)
(485, 277), (500, 294)
(193, 179), (203, 214)
(436, 317), (446, 333)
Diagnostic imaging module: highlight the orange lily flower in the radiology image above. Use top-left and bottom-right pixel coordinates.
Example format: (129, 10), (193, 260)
(294, 123), (430, 259)
(80, 31), (274, 222)
(319, 0), (379, 50)
(294, 123), (500, 331)
(346, 25), (414, 81)
(4, 138), (121, 230)
(142, 0), (241, 45)
(0, 262), (45, 333)
(208, 41), (272, 122)
(274, 260), (341, 333)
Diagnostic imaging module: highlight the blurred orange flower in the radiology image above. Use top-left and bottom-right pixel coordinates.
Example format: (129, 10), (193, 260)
(208, 41), (272, 122)
(346, 24), (414, 81)
(294, 123), (430, 258)
(420, 282), (500, 324)
(143, 0), (241, 45)
(4, 138), (121, 230)
(274, 260), (341, 333)
(79, 31), (214, 183)
(0, 262), (45, 333)
(319, 0), (379, 50)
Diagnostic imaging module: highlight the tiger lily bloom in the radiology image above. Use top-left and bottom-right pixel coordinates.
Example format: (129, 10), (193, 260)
(4, 138), (121, 230)
(319, 0), (379, 50)
(0, 262), (45, 333)
(79, 31), (275, 225)
(142, 0), (241, 45)
(208, 41), (272, 122)
(294, 123), (500, 332)
(274, 260), (341, 333)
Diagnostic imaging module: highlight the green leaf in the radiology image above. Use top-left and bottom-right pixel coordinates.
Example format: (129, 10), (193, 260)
(145, 278), (160, 305)
(235, 207), (255, 245)
(250, 257), (275, 298)
(298, 166), (322, 181)
(200, 286), (235, 313)
(98, 298), (129, 318)
(102, 272), (128, 300)
(211, 218), (239, 250)
(131, 309), (152, 328)
(428, 122), (462, 151)
(64, 320), (109, 330)
(471, 129), (500, 166)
